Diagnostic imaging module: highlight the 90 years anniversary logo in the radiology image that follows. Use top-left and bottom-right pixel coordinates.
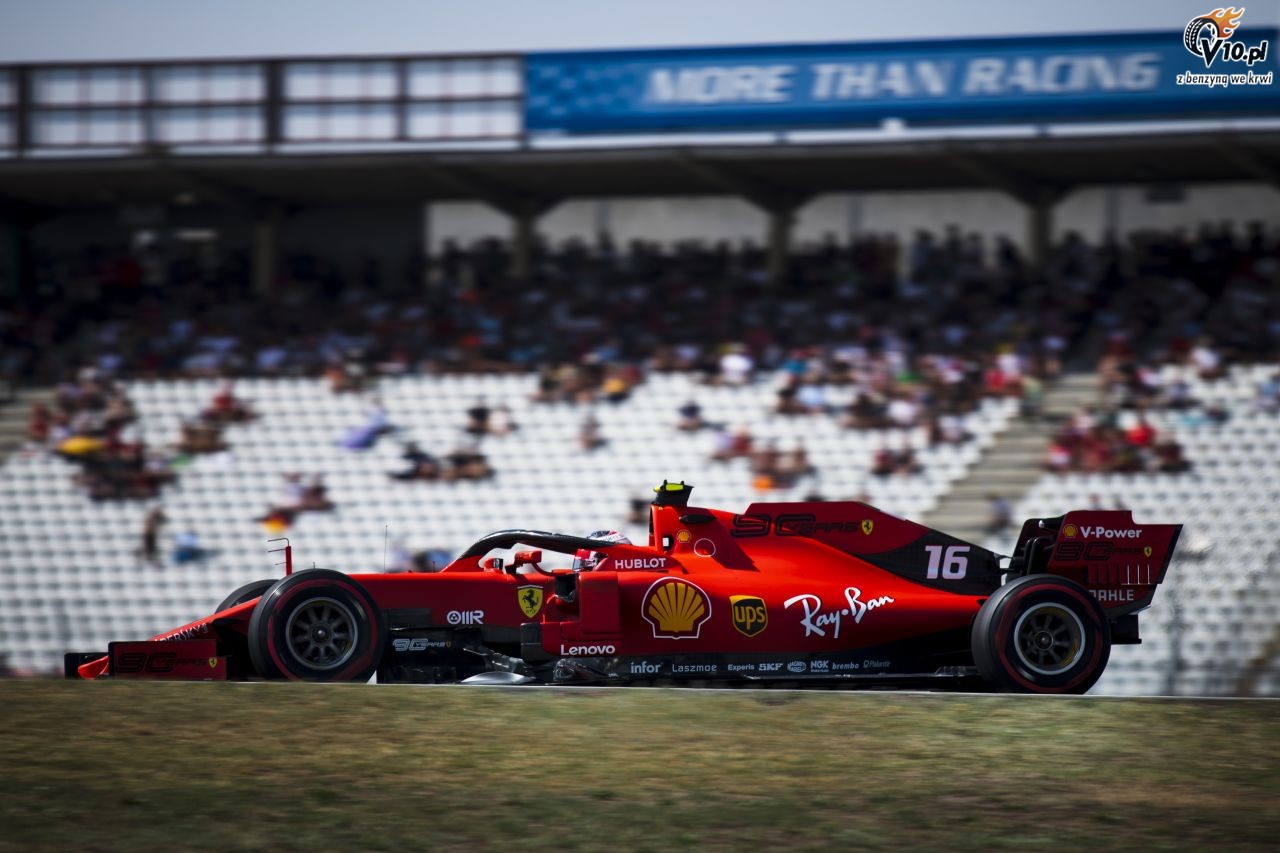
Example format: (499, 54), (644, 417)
(1178, 7), (1272, 87)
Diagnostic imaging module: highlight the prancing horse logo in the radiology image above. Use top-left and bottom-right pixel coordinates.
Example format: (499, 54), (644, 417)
(518, 585), (544, 619)
(861, 519), (874, 535)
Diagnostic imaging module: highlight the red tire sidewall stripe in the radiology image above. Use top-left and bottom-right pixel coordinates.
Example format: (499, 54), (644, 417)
(265, 577), (379, 680)
(993, 583), (1104, 693)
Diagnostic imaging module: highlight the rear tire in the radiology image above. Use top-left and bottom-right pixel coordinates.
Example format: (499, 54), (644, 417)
(248, 570), (385, 682)
(971, 574), (1110, 694)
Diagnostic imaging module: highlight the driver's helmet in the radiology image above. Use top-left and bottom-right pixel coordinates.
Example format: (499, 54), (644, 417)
(573, 530), (631, 570)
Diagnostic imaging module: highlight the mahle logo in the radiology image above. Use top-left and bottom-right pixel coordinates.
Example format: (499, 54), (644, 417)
(730, 595), (767, 637)
(1183, 8), (1269, 67)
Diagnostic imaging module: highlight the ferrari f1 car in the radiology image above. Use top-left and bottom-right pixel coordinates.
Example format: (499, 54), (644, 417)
(66, 482), (1181, 694)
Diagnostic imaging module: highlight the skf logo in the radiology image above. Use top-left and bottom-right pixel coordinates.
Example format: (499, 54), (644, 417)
(730, 595), (767, 637)
(1063, 523), (1078, 538)
(861, 519), (873, 536)
(517, 585), (544, 619)
(642, 578), (711, 639)
(1184, 8), (1268, 67)
(1144, 546), (1153, 558)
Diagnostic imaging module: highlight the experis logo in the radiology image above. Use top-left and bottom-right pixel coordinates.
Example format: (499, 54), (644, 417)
(1183, 8), (1269, 68)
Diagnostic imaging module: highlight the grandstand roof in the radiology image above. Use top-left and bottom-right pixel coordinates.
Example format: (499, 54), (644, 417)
(3, 128), (1278, 211)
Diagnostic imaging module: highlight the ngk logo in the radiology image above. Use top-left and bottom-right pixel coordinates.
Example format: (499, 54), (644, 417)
(447, 609), (485, 626)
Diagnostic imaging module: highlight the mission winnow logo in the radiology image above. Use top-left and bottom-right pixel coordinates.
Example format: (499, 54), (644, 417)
(1177, 7), (1273, 87)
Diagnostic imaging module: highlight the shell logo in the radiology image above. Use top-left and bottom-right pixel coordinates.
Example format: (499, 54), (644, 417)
(1063, 523), (1078, 538)
(676, 529), (692, 543)
(642, 578), (711, 639)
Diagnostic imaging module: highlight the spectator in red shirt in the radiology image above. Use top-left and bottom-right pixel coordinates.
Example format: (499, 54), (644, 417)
(1125, 416), (1157, 448)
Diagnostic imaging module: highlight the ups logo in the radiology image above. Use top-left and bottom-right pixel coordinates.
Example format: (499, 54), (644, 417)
(730, 595), (767, 637)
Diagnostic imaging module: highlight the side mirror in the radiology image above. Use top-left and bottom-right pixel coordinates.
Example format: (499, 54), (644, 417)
(513, 550), (543, 567)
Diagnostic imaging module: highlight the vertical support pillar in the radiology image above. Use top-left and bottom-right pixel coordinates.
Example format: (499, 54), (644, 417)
(594, 199), (611, 246)
(767, 208), (793, 286)
(264, 60), (285, 152)
(511, 205), (538, 282)
(846, 193), (865, 240)
(1027, 192), (1055, 270)
(251, 209), (279, 297)
(1103, 186), (1121, 239)
(15, 66), (33, 156)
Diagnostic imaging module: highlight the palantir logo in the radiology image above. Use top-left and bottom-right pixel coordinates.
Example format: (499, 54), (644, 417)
(1183, 8), (1268, 68)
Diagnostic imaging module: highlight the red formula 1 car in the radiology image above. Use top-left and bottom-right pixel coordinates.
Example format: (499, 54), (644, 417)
(66, 482), (1181, 694)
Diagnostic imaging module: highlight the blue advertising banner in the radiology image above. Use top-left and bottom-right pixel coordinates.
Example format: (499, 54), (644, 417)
(525, 28), (1278, 134)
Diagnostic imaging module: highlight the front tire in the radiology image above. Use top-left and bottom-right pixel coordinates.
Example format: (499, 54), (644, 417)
(216, 579), (276, 613)
(971, 574), (1110, 694)
(248, 570), (385, 682)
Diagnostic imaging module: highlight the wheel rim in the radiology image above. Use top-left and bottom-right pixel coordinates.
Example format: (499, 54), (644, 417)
(1012, 603), (1086, 676)
(284, 596), (359, 671)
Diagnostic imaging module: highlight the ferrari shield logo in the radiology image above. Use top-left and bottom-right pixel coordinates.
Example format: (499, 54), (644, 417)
(208, 658), (218, 668)
(730, 595), (767, 637)
(517, 585), (544, 619)
(1143, 546), (1153, 558)
(861, 519), (874, 535)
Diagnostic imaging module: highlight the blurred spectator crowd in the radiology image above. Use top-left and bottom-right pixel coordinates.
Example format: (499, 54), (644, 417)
(7, 221), (1280, 501)
(3, 221), (1276, 393)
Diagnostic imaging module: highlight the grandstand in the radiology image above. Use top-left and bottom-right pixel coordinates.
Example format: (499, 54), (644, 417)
(2, 16), (1279, 694)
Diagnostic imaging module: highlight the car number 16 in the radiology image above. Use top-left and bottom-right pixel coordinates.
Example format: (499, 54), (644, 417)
(923, 544), (969, 579)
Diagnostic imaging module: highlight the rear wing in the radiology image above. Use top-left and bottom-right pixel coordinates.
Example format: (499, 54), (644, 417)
(1011, 510), (1181, 616)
